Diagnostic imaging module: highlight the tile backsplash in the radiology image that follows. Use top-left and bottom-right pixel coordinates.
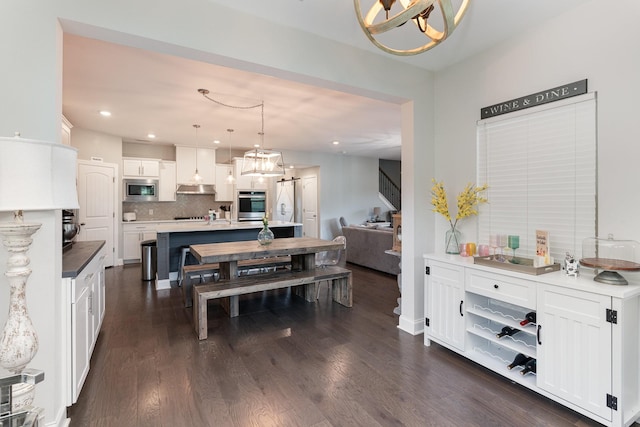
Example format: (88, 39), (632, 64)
(123, 194), (233, 221)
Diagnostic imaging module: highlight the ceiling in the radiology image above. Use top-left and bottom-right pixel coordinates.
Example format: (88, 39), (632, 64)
(62, 0), (590, 162)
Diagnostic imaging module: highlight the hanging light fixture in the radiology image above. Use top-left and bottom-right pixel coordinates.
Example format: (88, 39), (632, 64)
(192, 124), (203, 183)
(241, 102), (285, 177)
(198, 88), (285, 177)
(226, 129), (235, 184)
(353, 0), (471, 56)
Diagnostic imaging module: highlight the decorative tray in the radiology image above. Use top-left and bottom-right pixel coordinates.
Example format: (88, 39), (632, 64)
(473, 255), (561, 275)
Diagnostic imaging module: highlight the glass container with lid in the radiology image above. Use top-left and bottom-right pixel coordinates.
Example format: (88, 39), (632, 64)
(580, 234), (640, 285)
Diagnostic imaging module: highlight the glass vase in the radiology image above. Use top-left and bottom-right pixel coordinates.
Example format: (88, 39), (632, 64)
(257, 226), (274, 246)
(445, 226), (462, 254)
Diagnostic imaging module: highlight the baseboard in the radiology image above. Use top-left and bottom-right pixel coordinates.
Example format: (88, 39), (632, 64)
(397, 314), (425, 335)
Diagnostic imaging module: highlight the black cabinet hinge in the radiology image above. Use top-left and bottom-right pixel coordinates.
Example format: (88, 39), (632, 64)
(425, 266), (430, 275)
(607, 393), (618, 410)
(606, 309), (618, 324)
(425, 318), (430, 327)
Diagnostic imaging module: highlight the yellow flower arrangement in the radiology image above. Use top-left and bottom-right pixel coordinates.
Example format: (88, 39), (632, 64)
(431, 179), (488, 230)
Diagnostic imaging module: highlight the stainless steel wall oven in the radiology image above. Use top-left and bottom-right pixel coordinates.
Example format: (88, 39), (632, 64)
(237, 190), (266, 221)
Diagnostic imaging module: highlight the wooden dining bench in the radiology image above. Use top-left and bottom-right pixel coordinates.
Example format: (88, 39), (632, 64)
(181, 256), (293, 308)
(193, 265), (352, 340)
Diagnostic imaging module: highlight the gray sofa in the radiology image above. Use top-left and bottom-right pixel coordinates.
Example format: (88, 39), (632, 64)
(342, 226), (400, 275)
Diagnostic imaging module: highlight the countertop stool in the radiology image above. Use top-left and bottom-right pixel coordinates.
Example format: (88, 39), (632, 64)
(179, 246), (213, 287)
(178, 246), (193, 287)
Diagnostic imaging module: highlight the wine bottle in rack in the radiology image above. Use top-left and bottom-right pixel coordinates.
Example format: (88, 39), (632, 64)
(507, 353), (532, 370)
(519, 311), (536, 326)
(496, 326), (520, 339)
(520, 358), (537, 375)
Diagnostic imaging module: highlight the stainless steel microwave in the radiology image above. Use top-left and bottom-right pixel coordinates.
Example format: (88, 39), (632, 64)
(124, 179), (159, 202)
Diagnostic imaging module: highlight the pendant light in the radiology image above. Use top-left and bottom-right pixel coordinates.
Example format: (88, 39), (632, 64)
(198, 88), (285, 177)
(192, 124), (203, 183)
(226, 128), (235, 184)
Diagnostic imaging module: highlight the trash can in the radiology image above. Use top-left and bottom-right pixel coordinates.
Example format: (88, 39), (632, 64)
(141, 240), (157, 281)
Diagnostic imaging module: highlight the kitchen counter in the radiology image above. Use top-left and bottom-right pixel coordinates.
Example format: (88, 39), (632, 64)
(155, 220), (301, 233)
(62, 240), (106, 278)
(155, 221), (303, 289)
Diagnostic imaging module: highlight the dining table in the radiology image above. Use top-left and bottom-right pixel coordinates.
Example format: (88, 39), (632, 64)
(190, 236), (344, 278)
(189, 237), (350, 318)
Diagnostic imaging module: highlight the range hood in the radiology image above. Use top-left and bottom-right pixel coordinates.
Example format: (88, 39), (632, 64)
(176, 184), (216, 195)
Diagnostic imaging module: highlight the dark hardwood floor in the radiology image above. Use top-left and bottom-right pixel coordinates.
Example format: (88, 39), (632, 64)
(68, 263), (603, 427)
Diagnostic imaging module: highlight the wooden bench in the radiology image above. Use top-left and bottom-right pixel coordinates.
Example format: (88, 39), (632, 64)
(193, 265), (352, 340)
(181, 256), (292, 308)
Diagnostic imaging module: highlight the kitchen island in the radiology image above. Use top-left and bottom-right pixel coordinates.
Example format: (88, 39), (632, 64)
(155, 220), (302, 289)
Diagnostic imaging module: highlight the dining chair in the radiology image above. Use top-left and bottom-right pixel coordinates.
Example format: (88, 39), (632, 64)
(315, 235), (347, 299)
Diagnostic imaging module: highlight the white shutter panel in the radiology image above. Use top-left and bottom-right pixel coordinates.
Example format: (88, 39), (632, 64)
(477, 93), (596, 262)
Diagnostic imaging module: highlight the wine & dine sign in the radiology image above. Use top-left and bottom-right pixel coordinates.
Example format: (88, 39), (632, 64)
(480, 79), (587, 119)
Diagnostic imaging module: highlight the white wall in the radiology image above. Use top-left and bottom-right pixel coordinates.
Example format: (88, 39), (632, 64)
(72, 127), (122, 164)
(278, 149), (383, 239)
(433, 0), (640, 253)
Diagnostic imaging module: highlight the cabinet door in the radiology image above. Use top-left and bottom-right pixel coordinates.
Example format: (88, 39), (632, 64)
(86, 271), (98, 354)
(97, 252), (106, 327)
(176, 147), (215, 184)
(140, 160), (160, 177)
(424, 259), (465, 351)
(215, 164), (234, 201)
(537, 284), (612, 420)
(159, 161), (177, 201)
(123, 231), (142, 261)
(71, 284), (90, 404)
(123, 159), (142, 176)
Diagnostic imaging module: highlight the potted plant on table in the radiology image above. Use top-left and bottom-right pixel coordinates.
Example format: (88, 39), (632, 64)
(431, 180), (488, 254)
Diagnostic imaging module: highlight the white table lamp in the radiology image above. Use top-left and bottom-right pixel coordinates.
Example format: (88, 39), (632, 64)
(0, 134), (78, 407)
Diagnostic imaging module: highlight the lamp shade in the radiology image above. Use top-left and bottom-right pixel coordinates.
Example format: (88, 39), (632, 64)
(0, 136), (79, 211)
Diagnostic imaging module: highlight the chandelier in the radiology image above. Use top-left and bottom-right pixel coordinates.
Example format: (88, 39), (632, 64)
(353, 0), (471, 56)
(198, 89), (285, 177)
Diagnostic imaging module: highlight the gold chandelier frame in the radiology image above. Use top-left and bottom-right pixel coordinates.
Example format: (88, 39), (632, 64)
(354, 0), (471, 56)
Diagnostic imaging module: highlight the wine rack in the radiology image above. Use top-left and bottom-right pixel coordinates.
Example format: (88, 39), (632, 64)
(465, 292), (537, 384)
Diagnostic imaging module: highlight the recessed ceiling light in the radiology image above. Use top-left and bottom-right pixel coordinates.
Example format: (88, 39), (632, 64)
(254, 144), (260, 148)
(332, 140), (340, 145)
(147, 133), (156, 139)
(99, 110), (111, 117)
(289, 165), (295, 169)
(213, 140), (221, 144)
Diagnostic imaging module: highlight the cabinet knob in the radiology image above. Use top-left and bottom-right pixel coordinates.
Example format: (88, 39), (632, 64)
(494, 284), (499, 289)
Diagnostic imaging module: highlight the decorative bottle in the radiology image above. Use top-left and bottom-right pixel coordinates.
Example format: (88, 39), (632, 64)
(257, 217), (274, 246)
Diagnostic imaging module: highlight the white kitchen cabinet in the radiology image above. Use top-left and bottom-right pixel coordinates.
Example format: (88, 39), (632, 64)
(123, 158), (160, 177)
(64, 243), (106, 405)
(215, 163), (234, 201)
(423, 254), (640, 427)
(537, 284), (612, 420)
(424, 259), (465, 351)
(123, 222), (158, 262)
(233, 157), (269, 190)
(159, 160), (177, 201)
(89, 251), (107, 354)
(176, 146), (216, 185)
(71, 277), (90, 405)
